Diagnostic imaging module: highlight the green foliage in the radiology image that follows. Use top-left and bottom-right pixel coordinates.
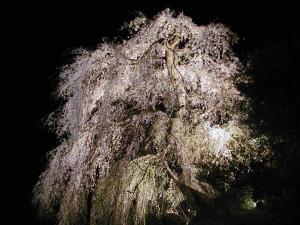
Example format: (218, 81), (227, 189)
(91, 155), (193, 225)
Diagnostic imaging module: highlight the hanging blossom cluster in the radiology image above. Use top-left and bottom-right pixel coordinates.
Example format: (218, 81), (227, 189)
(33, 9), (270, 225)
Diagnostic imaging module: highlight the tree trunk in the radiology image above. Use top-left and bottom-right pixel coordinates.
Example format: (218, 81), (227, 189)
(165, 35), (186, 118)
(163, 36), (215, 201)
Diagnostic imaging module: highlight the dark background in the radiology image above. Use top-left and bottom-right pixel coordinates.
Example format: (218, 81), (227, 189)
(6, 1), (299, 224)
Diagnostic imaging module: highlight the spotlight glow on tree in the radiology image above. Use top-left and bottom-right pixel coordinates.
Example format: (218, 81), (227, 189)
(33, 9), (270, 225)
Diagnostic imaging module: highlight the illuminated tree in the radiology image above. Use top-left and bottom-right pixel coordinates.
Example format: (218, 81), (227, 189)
(33, 9), (270, 225)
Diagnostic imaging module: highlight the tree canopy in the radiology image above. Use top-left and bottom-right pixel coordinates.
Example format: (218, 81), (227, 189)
(33, 9), (298, 225)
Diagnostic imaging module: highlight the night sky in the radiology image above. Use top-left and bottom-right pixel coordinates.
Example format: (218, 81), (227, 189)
(7, 1), (299, 224)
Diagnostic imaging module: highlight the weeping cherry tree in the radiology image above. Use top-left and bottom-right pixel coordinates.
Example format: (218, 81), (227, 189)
(33, 9), (271, 225)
